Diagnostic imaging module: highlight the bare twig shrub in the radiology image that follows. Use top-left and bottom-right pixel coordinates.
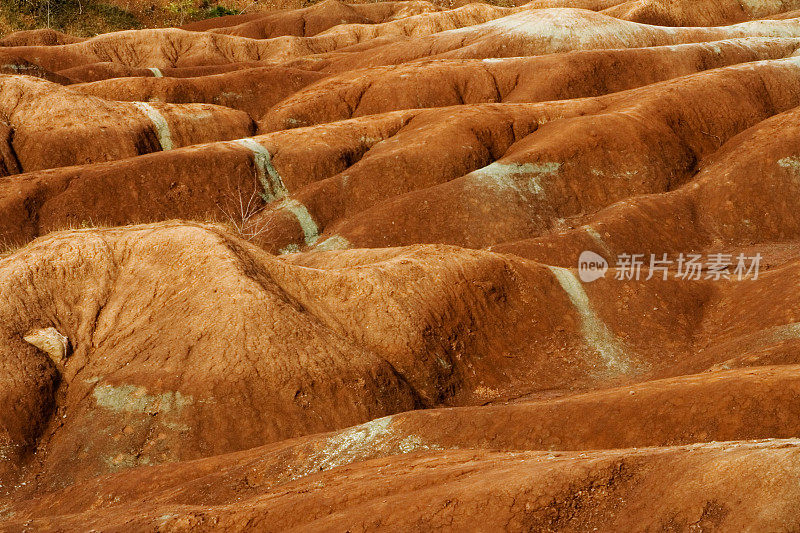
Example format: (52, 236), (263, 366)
(216, 171), (271, 241)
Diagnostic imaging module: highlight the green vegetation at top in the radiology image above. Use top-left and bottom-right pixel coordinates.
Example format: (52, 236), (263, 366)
(0, 0), (241, 36)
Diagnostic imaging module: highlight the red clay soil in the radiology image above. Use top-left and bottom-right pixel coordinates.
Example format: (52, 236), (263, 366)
(209, 0), (444, 38)
(0, 75), (254, 174)
(0, 29), (85, 47)
(0, 50), (71, 83)
(1, 2), (800, 531)
(72, 66), (326, 118)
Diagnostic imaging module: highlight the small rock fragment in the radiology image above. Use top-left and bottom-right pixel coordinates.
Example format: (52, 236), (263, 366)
(23, 327), (69, 365)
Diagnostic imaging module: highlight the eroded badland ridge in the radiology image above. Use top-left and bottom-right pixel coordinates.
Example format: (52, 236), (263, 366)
(2, 0), (800, 530)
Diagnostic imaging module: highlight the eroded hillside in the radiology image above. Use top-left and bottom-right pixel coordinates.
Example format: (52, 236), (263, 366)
(1, 1), (800, 530)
